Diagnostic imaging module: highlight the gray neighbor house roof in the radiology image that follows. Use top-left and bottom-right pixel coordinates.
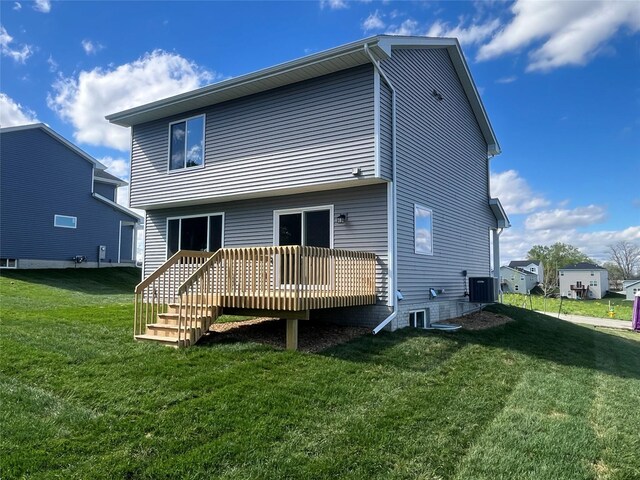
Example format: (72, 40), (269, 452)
(559, 262), (606, 271)
(509, 260), (541, 268)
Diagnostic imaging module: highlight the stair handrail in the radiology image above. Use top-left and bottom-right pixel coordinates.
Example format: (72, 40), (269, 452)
(133, 250), (213, 338)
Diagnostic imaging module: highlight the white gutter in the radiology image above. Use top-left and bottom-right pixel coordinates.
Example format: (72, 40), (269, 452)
(364, 44), (399, 335)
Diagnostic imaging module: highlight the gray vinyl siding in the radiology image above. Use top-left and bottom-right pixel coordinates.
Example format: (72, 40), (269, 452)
(143, 184), (388, 304)
(130, 65), (377, 209)
(379, 81), (393, 180)
(0, 128), (135, 264)
(381, 48), (496, 302)
(94, 181), (116, 201)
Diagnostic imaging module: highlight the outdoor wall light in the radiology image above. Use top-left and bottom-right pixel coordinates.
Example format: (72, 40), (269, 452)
(336, 214), (348, 224)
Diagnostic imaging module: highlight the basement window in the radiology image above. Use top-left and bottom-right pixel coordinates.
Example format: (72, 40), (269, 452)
(168, 115), (205, 171)
(0, 258), (17, 269)
(409, 309), (428, 329)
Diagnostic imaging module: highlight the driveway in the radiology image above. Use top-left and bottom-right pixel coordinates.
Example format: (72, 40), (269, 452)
(535, 311), (633, 330)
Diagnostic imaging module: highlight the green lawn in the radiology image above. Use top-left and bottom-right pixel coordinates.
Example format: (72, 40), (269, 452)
(1, 269), (639, 479)
(502, 292), (633, 321)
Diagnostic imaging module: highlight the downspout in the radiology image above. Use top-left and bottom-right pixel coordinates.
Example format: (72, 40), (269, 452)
(364, 44), (399, 335)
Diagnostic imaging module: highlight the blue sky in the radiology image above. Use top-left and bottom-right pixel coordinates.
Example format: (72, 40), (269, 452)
(1, 0), (639, 262)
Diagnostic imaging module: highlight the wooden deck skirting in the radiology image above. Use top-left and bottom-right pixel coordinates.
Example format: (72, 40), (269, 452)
(134, 246), (377, 348)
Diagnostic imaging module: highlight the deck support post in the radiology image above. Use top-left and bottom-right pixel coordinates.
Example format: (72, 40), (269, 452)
(286, 318), (299, 351)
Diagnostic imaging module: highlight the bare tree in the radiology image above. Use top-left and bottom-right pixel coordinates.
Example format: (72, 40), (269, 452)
(608, 241), (640, 280)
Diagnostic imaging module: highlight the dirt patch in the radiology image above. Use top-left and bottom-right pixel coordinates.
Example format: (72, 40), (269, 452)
(440, 310), (514, 331)
(205, 318), (370, 353)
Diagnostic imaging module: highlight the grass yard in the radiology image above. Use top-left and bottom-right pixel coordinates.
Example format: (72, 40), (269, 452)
(502, 292), (633, 321)
(1, 269), (639, 479)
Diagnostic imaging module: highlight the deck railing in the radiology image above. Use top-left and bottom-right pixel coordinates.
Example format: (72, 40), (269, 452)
(175, 246), (377, 344)
(133, 250), (213, 337)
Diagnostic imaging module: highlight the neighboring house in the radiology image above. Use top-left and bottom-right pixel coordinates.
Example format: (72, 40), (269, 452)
(500, 266), (538, 294)
(107, 35), (510, 348)
(508, 260), (544, 284)
(559, 262), (609, 300)
(0, 123), (142, 269)
(622, 280), (640, 301)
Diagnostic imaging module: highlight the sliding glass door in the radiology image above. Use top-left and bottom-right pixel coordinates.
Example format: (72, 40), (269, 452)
(167, 214), (223, 257)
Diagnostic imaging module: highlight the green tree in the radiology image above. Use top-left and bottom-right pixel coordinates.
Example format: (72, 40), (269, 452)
(527, 242), (592, 297)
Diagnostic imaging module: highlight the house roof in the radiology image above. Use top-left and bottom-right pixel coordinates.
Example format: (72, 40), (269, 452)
(489, 198), (510, 228)
(94, 168), (127, 186)
(106, 35), (500, 155)
(509, 260), (540, 267)
(92, 193), (142, 222)
(559, 262), (606, 271)
(500, 265), (537, 277)
(623, 280), (640, 289)
(0, 123), (108, 171)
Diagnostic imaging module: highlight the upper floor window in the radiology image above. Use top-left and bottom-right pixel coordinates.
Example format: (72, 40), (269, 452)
(414, 204), (433, 255)
(168, 115), (205, 171)
(54, 214), (77, 229)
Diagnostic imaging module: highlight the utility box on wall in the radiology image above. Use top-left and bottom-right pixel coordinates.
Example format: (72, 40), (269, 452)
(98, 245), (106, 260)
(469, 277), (497, 303)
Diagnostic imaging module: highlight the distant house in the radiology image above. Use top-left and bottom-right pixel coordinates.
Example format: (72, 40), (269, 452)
(0, 123), (142, 269)
(559, 262), (609, 300)
(508, 260), (544, 284)
(622, 280), (640, 301)
(500, 266), (538, 294)
(107, 35), (510, 348)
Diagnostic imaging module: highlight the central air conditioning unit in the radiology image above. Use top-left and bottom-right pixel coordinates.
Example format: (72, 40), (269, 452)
(468, 277), (497, 303)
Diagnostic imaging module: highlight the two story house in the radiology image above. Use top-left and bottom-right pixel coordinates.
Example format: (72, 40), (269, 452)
(500, 266), (538, 294)
(508, 260), (544, 284)
(0, 123), (142, 269)
(559, 262), (609, 300)
(107, 35), (509, 349)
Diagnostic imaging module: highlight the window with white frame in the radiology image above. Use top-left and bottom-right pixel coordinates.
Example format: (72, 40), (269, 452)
(167, 214), (223, 257)
(414, 204), (433, 255)
(409, 310), (428, 328)
(168, 115), (205, 171)
(590, 280), (598, 287)
(54, 214), (77, 229)
(0, 258), (17, 268)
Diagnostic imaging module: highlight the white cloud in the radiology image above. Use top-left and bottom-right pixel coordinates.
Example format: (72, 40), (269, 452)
(0, 93), (38, 126)
(386, 19), (420, 36)
(426, 18), (500, 45)
(13, 2), (21, 11)
(525, 205), (607, 231)
(363, 10), (385, 31)
(490, 169), (551, 215)
(99, 156), (130, 180)
(81, 39), (104, 56)
(320, 0), (347, 10)
(47, 54), (58, 72)
(500, 225), (640, 264)
(33, 0), (51, 13)
(477, 0), (640, 71)
(496, 76), (517, 84)
(0, 25), (33, 63)
(47, 50), (216, 151)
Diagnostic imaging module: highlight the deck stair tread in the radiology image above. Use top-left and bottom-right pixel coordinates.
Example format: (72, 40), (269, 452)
(135, 334), (185, 347)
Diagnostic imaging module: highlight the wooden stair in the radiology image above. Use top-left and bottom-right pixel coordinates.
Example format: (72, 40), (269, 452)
(135, 302), (220, 348)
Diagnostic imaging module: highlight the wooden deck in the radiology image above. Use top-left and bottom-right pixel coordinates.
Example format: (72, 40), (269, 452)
(134, 246), (377, 349)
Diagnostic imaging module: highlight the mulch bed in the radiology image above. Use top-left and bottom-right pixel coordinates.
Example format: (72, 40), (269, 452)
(205, 318), (370, 353)
(440, 310), (514, 330)
(202, 310), (513, 352)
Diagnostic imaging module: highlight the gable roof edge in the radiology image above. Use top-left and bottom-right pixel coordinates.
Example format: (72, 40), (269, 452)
(0, 123), (107, 170)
